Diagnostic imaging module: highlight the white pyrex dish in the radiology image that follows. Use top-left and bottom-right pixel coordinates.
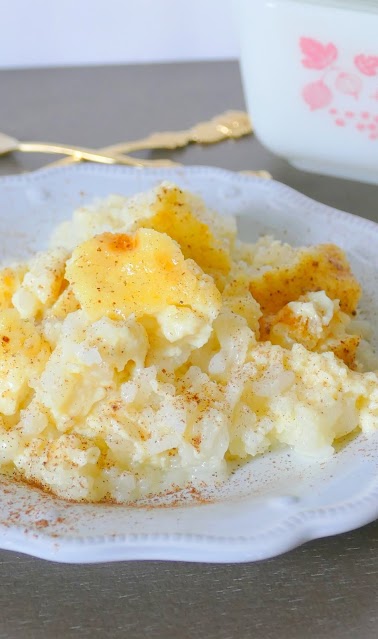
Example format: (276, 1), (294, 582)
(236, 0), (378, 183)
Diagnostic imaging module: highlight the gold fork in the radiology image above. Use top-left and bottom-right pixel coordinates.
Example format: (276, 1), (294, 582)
(0, 132), (178, 168)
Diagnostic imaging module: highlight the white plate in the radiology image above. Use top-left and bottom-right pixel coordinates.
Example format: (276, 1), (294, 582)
(0, 165), (377, 564)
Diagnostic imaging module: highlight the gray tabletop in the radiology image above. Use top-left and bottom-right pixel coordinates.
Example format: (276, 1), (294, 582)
(0, 61), (377, 639)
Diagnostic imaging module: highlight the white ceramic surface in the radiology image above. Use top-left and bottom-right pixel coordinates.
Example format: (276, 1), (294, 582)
(236, 0), (378, 183)
(0, 164), (377, 564)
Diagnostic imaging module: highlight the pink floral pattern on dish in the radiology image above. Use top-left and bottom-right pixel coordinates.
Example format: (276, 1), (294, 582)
(299, 38), (378, 140)
(354, 55), (378, 77)
(300, 38), (338, 70)
(302, 80), (332, 110)
(334, 72), (362, 98)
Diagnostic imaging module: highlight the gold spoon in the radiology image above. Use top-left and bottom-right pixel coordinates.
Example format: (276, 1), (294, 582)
(44, 111), (253, 169)
(0, 132), (178, 167)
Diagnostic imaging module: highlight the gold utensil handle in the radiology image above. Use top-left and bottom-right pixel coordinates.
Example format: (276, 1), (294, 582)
(43, 111), (253, 169)
(18, 141), (178, 167)
(94, 110), (253, 154)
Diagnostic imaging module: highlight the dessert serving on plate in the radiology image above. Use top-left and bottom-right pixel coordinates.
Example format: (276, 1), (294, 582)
(0, 179), (377, 505)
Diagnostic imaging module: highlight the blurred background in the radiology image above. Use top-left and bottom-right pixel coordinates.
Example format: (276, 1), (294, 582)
(0, 0), (237, 68)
